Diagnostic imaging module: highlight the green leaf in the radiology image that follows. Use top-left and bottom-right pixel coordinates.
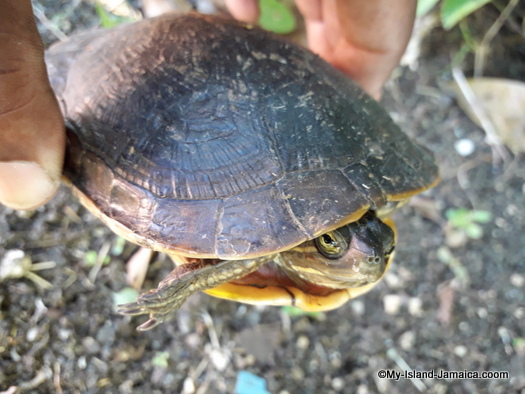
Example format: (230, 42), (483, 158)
(437, 247), (470, 286)
(465, 223), (483, 239)
(111, 237), (127, 256)
(95, 3), (132, 29)
(281, 305), (324, 319)
(458, 19), (477, 50)
(471, 210), (492, 223)
(446, 208), (471, 228)
(151, 351), (170, 368)
(84, 250), (98, 267)
(441, 0), (492, 30)
(436, 245), (454, 263)
(417, 0), (440, 17)
(258, 0), (296, 34)
(112, 287), (139, 306)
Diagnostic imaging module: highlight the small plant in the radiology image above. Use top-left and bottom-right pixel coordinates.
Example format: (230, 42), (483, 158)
(281, 305), (325, 320)
(84, 250), (110, 267)
(445, 208), (492, 239)
(94, 1), (139, 29)
(112, 287), (139, 306)
(417, 0), (493, 29)
(151, 351), (170, 368)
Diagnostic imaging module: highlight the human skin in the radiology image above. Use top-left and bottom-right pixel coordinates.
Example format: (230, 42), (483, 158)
(225, 0), (417, 98)
(0, 0), (416, 210)
(0, 0), (65, 210)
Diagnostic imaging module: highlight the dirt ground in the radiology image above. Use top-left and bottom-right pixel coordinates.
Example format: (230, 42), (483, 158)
(1, 1), (524, 393)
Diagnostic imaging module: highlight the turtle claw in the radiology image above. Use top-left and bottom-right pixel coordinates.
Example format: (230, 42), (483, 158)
(116, 297), (175, 331)
(115, 301), (147, 316)
(137, 317), (163, 331)
(138, 290), (163, 301)
(115, 300), (165, 331)
(116, 276), (190, 330)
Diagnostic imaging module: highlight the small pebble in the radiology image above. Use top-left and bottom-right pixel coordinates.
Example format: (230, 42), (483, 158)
(383, 294), (404, 315)
(454, 345), (468, 357)
(209, 349), (229, 371)
(383, 272), (403, 289)
(351, 300), (365, 316)
(331, 377), (345, 391)
(78, 356), (87, 370)
(291, 366), (304, 380)
(182, 377), (195, 394)
(0, 250), (30, 280)
(356, 384), (369, 394)
(185, 333), (202, 349)
(477, 308), (488, 319)
(296, 335), (309, 350)
(329, 351), (342, 369)
(26, 327), (39, 342)
(510, 273), (524, 287)
(57, 328), (71, 341)
(118, 380), (134, 394)
(96, 322), (116, 344)
(399, 331), (415, 351)
(244, 354), (256, 366)
(82, 336), (101, 354)
(454, 138), (475, 156)
(408, 297), (423, 316)
(445, 228), (468, 249)
(91, 357), (108, 373)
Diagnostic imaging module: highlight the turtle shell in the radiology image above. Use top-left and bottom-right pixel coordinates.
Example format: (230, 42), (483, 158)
(46, 13), (438, 260)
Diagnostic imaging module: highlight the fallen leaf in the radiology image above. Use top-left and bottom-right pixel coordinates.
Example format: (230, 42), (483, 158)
(452, 77), (525, 154)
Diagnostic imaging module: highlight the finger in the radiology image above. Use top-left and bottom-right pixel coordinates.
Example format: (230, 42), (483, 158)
(295, 0), (342, 65)
(296, 0), (417, 99)
(333, 0), (417, 97)
(224, 0), (260, 22)
(0, 0), (65, 210)
(295, 0), (331, 59)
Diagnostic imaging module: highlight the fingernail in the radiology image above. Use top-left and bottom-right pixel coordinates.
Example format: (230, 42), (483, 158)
(0, 161), (59, 210)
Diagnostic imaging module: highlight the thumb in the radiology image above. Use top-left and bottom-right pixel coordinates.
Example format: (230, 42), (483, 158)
(0, 0), (65, 210)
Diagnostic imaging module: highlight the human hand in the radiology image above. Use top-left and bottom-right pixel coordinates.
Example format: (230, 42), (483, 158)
(0, 1), (414, 210)
(225, 0), (417, 99)
(0, 0), (65, 210)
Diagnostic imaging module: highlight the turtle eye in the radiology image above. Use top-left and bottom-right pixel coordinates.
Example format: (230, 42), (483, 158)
(315, 231), (347, 259)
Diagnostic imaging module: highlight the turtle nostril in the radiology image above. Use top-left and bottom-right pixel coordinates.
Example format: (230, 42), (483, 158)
(367, 255), (382, 265)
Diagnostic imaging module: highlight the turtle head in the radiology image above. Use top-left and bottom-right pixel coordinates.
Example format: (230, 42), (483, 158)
(201, 212), (396, 313)
(278, 212), (395, 289)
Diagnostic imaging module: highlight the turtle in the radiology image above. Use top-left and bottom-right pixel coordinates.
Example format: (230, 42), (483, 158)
(45, 13), (439, 330)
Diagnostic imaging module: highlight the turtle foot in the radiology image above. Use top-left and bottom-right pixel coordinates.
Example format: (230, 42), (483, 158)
(116, 256), (273, 330)
(116, 275), (191, 330)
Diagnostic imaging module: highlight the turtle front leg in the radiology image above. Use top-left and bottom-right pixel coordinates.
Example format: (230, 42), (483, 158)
(116, 255), (275, 330)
